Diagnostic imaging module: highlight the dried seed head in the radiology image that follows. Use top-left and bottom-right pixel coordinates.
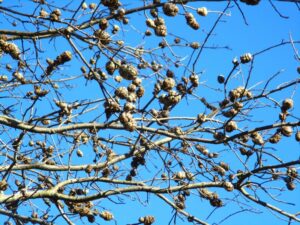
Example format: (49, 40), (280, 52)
(190, 41), (200, 49)
(269, 132), (281, 144)
(197, 7), (208, 16)
(240, 53), (252, 64)
(76, 149), (83, 157)
(100, 211), (114, 221)
(281, 126), (293, 137)
(81, 2), (88, 10)
(217, 74), (225, 84)
(163, 3), (179, 17)
(146, 19), (156, 28)
(281, 98), (294, 111)
(154, 25), (167, 37)
(119, 64), (138, 80)
(94, 30), (111, 45)
(161, 77), (175, 91)
(99, 18), (109, 30)
(225, 121), (238, 132)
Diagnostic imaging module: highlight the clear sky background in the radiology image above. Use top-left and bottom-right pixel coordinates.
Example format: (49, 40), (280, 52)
(0, 1), (300, 225)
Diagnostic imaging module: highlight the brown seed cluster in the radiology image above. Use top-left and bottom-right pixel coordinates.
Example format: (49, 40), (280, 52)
(240, 53), (253, 64)
(94, 30), (111, 45)
(163, 3), (179, 17)
(139, 216), (155, 225)
(119, 112), (136, 131)
(50, 9), (61, 21)
(185, 13), (200, 30)
(46, 51), (72, 75)
(119, 64), (138, 80)
(100, 211), (114, 221)
(197, 7), (208, 16)
(199, 188), (223, 207)
(0, 39), (20, 60)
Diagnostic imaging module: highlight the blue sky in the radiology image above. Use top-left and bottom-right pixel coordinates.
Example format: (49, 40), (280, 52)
(0, 1), (300, 225)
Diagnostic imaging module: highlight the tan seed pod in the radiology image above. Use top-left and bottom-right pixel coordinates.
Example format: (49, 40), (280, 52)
(161, 77), (175, 91)
(81, 2), (88, 10)
(281, 126), (293, 137)
(269, 132), (281, 144)
(163, 3), (179, 17)
(76, 149), (83, 157)
(94, 30), (111, 45)
(115, 87), (128, 99)
(139, 216), (155, 225)
(286, 181), (296, 191)
(197, 7), (208, 16)
(100, 211), (114, 221)
(119, 64), (138, 80)
(281, 98), (294, 111)
(190, 42), (200, 49)
(146, 19), (156, 28)
(154, 25), (167, 37)
(240, 53), (252, 64)
(225, 121), (238, 132)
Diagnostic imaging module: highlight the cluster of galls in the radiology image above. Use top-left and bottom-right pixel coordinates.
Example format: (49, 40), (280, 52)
(285, 167), (298, 191)
(146, 17), (167, 37)
(49, 9), (61, 21)
(0, 39), (20, 60)
(126, 153), (145, 181)
(139, 215), (155, 225)
(46, 51), (72, 75)
(65, 200), (99, 223)
(199, 188), (223, 207)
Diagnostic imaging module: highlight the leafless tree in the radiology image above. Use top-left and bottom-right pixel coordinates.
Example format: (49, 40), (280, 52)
(0, 0), (300, 224)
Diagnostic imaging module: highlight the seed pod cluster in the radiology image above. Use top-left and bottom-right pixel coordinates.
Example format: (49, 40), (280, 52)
(285, 167), (298, 191)
(0, 40), (20, 60)
(280, 98), (293, 121)
(119, 64), (138, 80)
(94, 30), (111, 45)
(104, 98), (121, 119)
(240, 53), (252, 64)
(225, 121), (238, 132)
(269, 132), (281, 144)
(199, 188), (223, 207)
(13, 71), (26, 84)
(185, 13), (200, 30)
(119, 112), (136, 131)
(66, 200), (96, 222)
(223, 181), (234, 191)
(163, 3), (179, 17)
(100, 210), (114, 221)
(281, 126), (293, 137)
(34, 85), (49, 97)
(101, 0), (120, 9)
(50, 9), (61, 21)
(250, 132), (264, 145)
(46, 51), (72, 75)
(139, 216), (155, 225)
(229, 86), (252, 102)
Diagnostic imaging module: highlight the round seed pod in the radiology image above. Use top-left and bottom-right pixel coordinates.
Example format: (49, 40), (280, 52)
(190, 42), (200, 49)
(197, 7), (208, 16)
(281, 126), (293, 137)
(269, 133), (281, 144)
(163, 3), (179, 16)
(286, 181), (296, 191)
(161, 77), (175, 91)
(115, 87), (128, 99)
(119, 64), (138, 80)
(146, 19), (156, 28)
(217, 74), (225, 84)
(154, 25), (167, 37)
(100, 211), (114, 221)
(94, 30), (111, 45)
(225, 121), (238, 132)
(99, 18), (108, 30)
(281, 98), (293, 111)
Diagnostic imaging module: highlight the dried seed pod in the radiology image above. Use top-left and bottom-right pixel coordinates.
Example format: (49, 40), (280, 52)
(50, 9), (61, 21)
(76, 149), (83, 157)
(0, 40), (21, 60)
(195, 144), (209, 155)
(139, 216), (155, 225)
(185, 13), (200, 30)
(213, 165), (226, 176)
(154, 25), (167, 37)
(286, 181), (296, 191)
(295, 131), (300, 142)
(136, 87), (145, 98)
(190, 42), (200, 49)
(225, 121), (238, 132)
(269, 132), (281, 144)
(146, 19), (156, 28)
(99, 18), (109, 30)
(39, 8), (48, 18)
(100, 211), (114, 221)
(106, 61), (117, 75)
(214, 132), (225, 141)
(115, 87), (128, 99)
(281, 98), (293, 111)
(240, 53), (252, 64)
(219, 162), (230, 171)
(163, 3), (179, 16)
(94, 30), (111, 45)
(281, 126), (293, 137)
(173, 171), (187, 180)
(161, 77), (175, 91)
(217, 74), (226, 84)
(0, 180), (8, 191)
(119, 64), (138, 80)
(81, 2), (88, 10)
(197, 7), (208, 16)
